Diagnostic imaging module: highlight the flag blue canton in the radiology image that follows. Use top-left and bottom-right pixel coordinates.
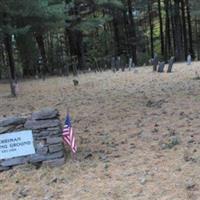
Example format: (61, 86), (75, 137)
(62, 113), (77, 154)
(65, 113), (71, 127)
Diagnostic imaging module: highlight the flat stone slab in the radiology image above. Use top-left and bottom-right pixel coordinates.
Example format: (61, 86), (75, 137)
(0, 117), (26, 127)
(47, 137), (62, 144)
(49, 144), (63, 153)
(36, 146), (48, 155)
(24, 119), (61, 130)
(0, 126), (14, 134)
(43, 157), (66, 168)
(32, 108), (59, 120)
(29, 151), (64, 163)
(1, 157), (29, 167)
(0, 166), (10, 171)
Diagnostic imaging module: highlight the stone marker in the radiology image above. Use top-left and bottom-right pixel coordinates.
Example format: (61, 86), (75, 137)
(73, 79), (79, 86)
(116, 56), (121, 71)
(187, 54), (192, 65)
(152, 54), (159, 71)
(167, 57), (175, 73)
(0, 117), (26, 127)
(157, 62), (165, 73)
(31, 108), (59, 120)
(111, 57), (116, 72)
(128, 58), (133, 71)
(0, 108), (66, 171)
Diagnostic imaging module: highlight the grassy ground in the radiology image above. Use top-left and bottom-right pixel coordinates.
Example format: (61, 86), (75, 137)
(1, 62), (200, 200)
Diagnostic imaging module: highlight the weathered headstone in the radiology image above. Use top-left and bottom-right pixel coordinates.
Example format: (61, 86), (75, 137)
(167, 57), (175, 73)
(157, 62), (165, 73)
(121, 58), (125, 72)
(121, 65), (125, 72)
(128, 58), (133, 71)
(38, 56), (46, 80)
(111, 57), (116, 72)
(73, 79), (79, 86)
(187, 54), (192, 65)
(63, 64), (69, 76)
(116, 56), (121, 71)
(152, 54), (159, 71)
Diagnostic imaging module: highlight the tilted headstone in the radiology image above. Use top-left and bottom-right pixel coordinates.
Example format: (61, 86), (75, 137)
(167, 57), (175, 73)
(152, 54), (159, 71)
(157, 62), (165, 73)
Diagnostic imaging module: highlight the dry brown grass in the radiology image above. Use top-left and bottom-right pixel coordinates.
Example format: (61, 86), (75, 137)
(1, 62), (200, 199)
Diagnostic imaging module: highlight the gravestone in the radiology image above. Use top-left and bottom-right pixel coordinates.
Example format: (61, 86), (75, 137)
(157, 62), (165, 73)
(0, 108), (66, 171)
(73, 79), (79, 86)
(116, 56), (121, 71)
(121, 65), (125, 72)
(167, 57), (175, 73)
(121, 58), (125, 72)
(128, 58), (133, 71)
(111, 57), (116, 72)
(152, 54), (159, 71)
(187, 54), (192, 65)
(63, 64), (69, 76)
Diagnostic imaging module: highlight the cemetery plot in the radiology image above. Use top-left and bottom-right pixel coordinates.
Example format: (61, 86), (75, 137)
(0, 62), (200, 199)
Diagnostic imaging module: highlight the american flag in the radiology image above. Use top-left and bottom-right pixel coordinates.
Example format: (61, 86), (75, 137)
(62, 113), (77, 154)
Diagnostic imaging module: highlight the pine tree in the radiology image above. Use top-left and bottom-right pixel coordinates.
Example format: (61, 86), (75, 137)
(0, 0), (64, 95)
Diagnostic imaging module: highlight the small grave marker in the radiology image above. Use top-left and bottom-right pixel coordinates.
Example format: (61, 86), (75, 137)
(152, 54), (159, 71)
(129, 58), (133, 71)
(167, 57), (175, 73)
(187, 54), (192, 65)
(158, 62), (165, 73)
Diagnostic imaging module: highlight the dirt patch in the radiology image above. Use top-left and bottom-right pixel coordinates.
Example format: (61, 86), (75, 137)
(0, 62), (200, 199)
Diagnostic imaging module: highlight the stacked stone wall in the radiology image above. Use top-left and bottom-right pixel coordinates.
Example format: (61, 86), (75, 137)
(0, 108), (65, 171)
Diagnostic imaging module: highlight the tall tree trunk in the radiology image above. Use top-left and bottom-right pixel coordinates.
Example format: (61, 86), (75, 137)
(170, 0), (176, 56)
(76, 30), (85, 70)
(0, 44), (6, 69)
(4, 34), (16, 96)
(173, 0), (185, 61)
(67, 29), (77, 75)
(48, 32), (55, 74)
(148, 0), (154, 58)
(35, 33), (48, 78)
(181, 0), (188, 59)
(185, 0), (194, 58)
(67, 29), (85, 71)
(112, 13), (121, 57)
(195, 18), (200, 60)
(127, 0), (137, 64)
(164, 0), (171, 60)
(158, 0), (164, 57)
(123, 10), (131, 57)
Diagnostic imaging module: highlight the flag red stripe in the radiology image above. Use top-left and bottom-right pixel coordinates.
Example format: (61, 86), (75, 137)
(62, 119), (77, 154)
